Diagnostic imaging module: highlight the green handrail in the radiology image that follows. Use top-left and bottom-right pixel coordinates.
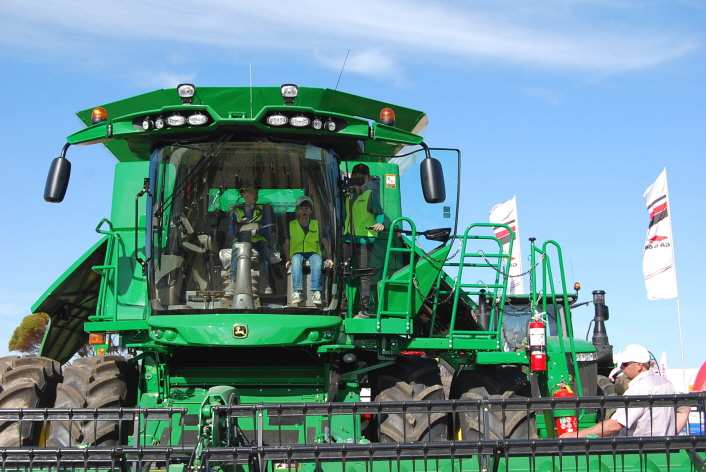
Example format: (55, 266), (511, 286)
(376, 216), (417, 332)
(530, 239), (583, 396)
(448, 223), (514, 339)
(92, 218), (120, 321)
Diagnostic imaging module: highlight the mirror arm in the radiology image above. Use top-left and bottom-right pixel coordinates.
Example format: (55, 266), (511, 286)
(134, 178), (152, 274)
(58, 142), (70, 160)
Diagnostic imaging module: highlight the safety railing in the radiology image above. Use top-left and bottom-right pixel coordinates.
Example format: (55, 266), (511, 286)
(1, 395), (704, 471)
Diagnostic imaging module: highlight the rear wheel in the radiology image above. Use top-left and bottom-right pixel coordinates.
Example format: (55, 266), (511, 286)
(47, 355), (135, 447)
(374, 357), (448, 442)
(452, 367), (535, 440)
(0, 356), (62, 446)
(458, 386), (535, 440)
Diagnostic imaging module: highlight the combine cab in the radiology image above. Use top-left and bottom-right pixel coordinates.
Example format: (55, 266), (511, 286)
(1, 84), (703, 471)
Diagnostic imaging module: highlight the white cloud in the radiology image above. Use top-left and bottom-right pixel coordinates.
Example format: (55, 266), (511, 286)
(315, 49), (402, 82)
(0, 1), (700, 74)
(135, 71), (198, 89)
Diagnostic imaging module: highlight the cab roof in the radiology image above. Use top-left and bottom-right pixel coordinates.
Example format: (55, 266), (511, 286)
(75, 86), (428, 162)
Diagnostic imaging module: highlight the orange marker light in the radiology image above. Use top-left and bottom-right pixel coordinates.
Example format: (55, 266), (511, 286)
(379, 107), (395, 126)
(91, 107), (108, 124)
(88, 333), (106, 345)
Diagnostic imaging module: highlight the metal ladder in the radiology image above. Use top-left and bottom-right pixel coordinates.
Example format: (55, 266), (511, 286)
(375, 217), (418, 323)
(438, 223), (514, 336)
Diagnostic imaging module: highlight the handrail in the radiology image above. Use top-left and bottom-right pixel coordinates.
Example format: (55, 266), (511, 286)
(376, 216), (417, 331)
(530, 239), (583, 396)
(449, 223), (514, 339)
(92, 218), (119, 321)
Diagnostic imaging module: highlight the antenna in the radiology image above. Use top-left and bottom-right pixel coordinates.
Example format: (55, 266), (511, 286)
(335, 49), (351, 90)
(249, 64), (253, 118)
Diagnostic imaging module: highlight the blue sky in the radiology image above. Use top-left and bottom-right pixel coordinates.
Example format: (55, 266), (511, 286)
(1, 1), (705, 368)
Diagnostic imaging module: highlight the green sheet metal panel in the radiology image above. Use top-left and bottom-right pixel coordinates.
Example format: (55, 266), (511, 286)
(35, 237), (108, 364)
(76, 87), (427, 162)
(103, 161), (150, 321)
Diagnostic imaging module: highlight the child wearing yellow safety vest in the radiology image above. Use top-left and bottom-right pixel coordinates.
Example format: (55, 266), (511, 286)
(285, 196), (333, 306)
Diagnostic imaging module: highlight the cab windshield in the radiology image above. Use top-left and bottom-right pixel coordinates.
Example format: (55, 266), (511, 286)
(148, 141), (341, 313)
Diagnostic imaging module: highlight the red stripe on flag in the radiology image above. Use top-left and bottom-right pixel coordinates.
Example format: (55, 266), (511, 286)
(649, 202), (668, 218)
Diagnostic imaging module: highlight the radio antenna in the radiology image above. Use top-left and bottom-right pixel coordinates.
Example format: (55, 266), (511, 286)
(335, 49), (350, 90)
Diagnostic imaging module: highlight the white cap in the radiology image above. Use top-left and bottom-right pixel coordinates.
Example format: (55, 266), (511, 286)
(620, 344), (651, 364)
(295, 195), (313, 207)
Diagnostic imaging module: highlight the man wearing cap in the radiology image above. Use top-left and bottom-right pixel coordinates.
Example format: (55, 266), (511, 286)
(343, 163), (385, 315)
(285, 196), (333, 306)
(560, 344), (685, 438)
(222, 187), (273, 296)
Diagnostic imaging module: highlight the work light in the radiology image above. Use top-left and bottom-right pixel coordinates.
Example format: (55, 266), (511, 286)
(266, 114), (288, 126)
(289, 115), (310, 128)
(167, 114), (186, 127)
(280, 84), (298, 103)
(177, 83), (195, 103)
(188, 112), (208, 126)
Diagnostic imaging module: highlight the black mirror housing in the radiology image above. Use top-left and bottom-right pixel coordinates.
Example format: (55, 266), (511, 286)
(420, 157), (446, 203)
(44, 157), (71, 203)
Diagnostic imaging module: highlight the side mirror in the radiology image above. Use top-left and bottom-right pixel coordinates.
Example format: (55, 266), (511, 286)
(420, 157), (445, 203)
(44, 156), (72, 203)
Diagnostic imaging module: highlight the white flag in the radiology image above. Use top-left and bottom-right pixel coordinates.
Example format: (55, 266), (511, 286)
(642, 169), (678, 300)
(489, 196), (525, 294)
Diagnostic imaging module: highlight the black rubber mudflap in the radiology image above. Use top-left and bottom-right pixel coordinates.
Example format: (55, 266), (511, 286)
(0, 355), (62, 446)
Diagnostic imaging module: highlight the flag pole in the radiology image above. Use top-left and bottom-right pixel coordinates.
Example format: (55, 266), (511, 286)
(665, 168), (686, 364)
(675, 298), (685, 363)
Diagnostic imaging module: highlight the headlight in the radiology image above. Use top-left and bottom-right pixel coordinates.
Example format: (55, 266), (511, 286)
(325, 119), (336, 132)
(266, 114), (288, 126)
(311, 118), (323, 130)
(188, 112), (209, 126)
(289, 115), (310, 128)
(167, 114), (186, 127)
(576, 352), (597, 362)
(280, 83), (298, 102)
(177, 83), (195, 103)
(154, 116), (165, 129)
(141, 117), (153, 131)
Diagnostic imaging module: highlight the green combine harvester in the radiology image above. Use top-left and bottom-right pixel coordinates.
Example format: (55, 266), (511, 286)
(1, 84), (702, 471)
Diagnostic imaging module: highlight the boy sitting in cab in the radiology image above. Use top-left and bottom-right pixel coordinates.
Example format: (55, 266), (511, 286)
(285, 196), (333, 306)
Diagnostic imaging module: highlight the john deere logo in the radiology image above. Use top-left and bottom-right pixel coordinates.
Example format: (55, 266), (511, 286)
(233, 324), (248, 338)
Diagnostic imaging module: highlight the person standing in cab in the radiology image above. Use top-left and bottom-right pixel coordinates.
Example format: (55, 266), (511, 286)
(227, 186), (273, 295)
(285, 196), (333, 306)
(343, 163), (385, 316)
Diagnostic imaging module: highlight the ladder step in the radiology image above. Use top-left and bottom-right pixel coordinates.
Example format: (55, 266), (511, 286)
(465, 263), (498, 268)
(388, 247), (411, 253)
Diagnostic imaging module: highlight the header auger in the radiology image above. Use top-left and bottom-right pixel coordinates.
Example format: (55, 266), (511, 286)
(1, 83), (702, 471)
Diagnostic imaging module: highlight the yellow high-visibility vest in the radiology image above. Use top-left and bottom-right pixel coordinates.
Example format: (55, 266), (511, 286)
(289, 219), (321, 257)
(344, 190), (376, 237)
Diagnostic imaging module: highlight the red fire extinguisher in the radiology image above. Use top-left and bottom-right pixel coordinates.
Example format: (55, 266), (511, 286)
(554, 384), (579, 436)
(528, 314), (547, 372)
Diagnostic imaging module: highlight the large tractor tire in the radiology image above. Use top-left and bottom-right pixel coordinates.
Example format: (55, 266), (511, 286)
(452, 367), (535, 440)
(374, 357), (448, 442)
(47, 355), (135, 447)
(458, 386), (535, 440)
(0, 355), (62, 446)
